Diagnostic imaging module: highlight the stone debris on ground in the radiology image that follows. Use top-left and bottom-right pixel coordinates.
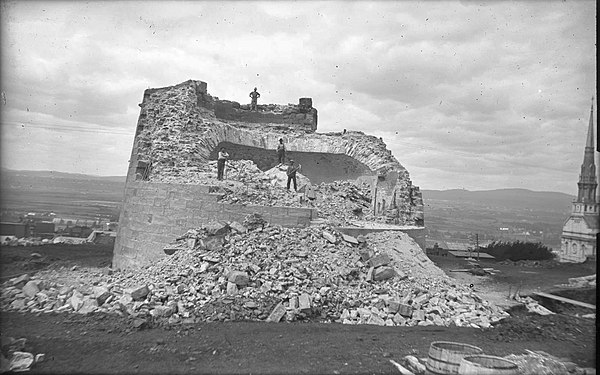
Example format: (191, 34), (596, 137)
(504, 350), (596, 375)
(557, 274), (596, 289)
(390, 350), (595, 375)
(0, 222), (508, 328)
(0, 337), (45, 373)
(514, 296), (555, 316)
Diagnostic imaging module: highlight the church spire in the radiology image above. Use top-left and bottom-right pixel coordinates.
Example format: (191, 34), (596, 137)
(585, 97), (594, 149)
(577, 97), (597, 203)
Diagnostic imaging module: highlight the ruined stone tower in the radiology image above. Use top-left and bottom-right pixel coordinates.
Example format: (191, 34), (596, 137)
(113, 80), (424, 269)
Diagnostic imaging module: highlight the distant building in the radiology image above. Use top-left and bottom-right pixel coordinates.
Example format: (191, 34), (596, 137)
(0, 222), (27, 238)
(558, 99), (598, 262)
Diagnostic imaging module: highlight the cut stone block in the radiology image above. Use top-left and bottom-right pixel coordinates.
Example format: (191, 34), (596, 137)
(369, 253), (391, 268)
(205, 221), (230, 236)
(341, 234), (359, 245)
(398, 303), (413, 317)
(322, 231), (337, 244)
(373, 267), (396, 281)
(412, 310), (425, 321)
(266, 302), (286, 322)
(298, 293), (311, 313)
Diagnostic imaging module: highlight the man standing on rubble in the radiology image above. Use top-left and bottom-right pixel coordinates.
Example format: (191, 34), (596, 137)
(286, 159), (301, 191)
(277, 138), (286, 165)
(217, 147), (229, 180)
(249, 87), (260, 111)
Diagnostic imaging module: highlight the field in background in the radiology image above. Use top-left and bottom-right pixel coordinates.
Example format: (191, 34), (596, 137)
(0, 170), (125, 222)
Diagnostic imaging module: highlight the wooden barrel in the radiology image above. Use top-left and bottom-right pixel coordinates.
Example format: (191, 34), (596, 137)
(426, 342), (484, 375)
(458, 355), (519, 375)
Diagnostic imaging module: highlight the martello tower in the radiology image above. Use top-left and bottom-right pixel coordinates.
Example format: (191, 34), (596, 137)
(559, 98), (599, 263)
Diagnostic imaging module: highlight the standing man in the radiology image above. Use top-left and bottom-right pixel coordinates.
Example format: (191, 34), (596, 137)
(277, 138), (286, 165)
(217, 147), (229, 180)
(286, 159), (301, 192)
(249, 87), (260, 111)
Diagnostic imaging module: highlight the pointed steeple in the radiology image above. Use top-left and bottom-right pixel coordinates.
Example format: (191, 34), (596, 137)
(577, 97), (597, 203)
(585, 97), (594, 149)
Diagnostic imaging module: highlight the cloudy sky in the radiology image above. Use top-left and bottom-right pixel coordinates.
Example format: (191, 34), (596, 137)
(1, 1), (596, 194)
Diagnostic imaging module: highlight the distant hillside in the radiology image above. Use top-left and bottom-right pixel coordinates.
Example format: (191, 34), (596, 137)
(0, 169), (126, 220)
(421, 188), (575, 249)
(1, 169), (126, 183)
(422, 188), (574, 213)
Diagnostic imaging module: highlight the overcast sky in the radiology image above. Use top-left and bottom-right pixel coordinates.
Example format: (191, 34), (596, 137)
(1, 1), (597, 194)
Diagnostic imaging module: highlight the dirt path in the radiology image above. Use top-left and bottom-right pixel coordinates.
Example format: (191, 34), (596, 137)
(1, 308), (595, 374)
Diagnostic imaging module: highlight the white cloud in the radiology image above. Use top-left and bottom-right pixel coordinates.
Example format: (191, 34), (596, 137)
(0, 0), (596, 194)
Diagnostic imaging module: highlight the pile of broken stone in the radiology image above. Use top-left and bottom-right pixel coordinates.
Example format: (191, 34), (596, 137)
(0, 221), (508, 329)
(150, 159), (377, 225)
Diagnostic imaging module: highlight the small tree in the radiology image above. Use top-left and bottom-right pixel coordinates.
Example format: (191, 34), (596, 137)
(484, 240), (555, 261)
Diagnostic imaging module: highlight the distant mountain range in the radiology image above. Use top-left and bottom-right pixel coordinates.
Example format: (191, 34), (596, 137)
(421, 188), (574, 213)
(0, 168), (126, 183)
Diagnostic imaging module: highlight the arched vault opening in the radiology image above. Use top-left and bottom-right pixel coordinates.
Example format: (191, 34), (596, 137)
(210, 141), (375, 184)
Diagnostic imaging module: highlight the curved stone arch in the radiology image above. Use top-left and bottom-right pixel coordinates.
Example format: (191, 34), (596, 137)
(202, 124), (407, 176)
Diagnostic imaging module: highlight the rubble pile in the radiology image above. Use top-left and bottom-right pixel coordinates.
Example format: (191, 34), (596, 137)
(149, 157), (375, 224)
(1, 223), (508, 328)
(504, 350), (594, 375)
(559, 274), (596, 288)
(312, 181), (373, 225)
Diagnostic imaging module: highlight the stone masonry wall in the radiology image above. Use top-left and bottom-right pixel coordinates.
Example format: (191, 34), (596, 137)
(113, 181), (316, 269)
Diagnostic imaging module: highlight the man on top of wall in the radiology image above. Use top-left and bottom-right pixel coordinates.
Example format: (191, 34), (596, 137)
(217, 147), (229, 180)
(249, 87), (260, 111)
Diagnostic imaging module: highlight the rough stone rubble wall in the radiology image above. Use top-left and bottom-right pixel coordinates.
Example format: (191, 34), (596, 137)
(131, 80), (423, 221)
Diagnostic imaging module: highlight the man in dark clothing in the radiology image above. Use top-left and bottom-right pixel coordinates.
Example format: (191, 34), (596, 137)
(217, 147), (229, 180)
(249, 87), (260, 111)
(277, 138), (286, 165)
(286, 159), (301, 191)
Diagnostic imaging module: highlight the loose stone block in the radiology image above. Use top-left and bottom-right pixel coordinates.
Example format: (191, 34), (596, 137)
(78, 298), (99, 314)
(22, 281), (40, 298)
(226, 282), (238, 295)
(205, 221), (229, 236)
(367, 314), (385, 326)
(228, 271), (249, 286)
(341, 234), (359, 245)
(373, 267), (396, 281)
(266, 302), (286, 322)
(92, 286), (111, 306)
(398, 303), (413, 317)
(386, 299), (400, 313)
(369, 253), (391, 268)
(298, 293), (311, 313)
(322, 231), (337, 244)
(412, 310), (425, 321)
(128, 285), (150, 301)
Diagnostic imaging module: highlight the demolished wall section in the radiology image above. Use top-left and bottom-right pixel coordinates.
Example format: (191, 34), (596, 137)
(113, 181), (316, 269)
